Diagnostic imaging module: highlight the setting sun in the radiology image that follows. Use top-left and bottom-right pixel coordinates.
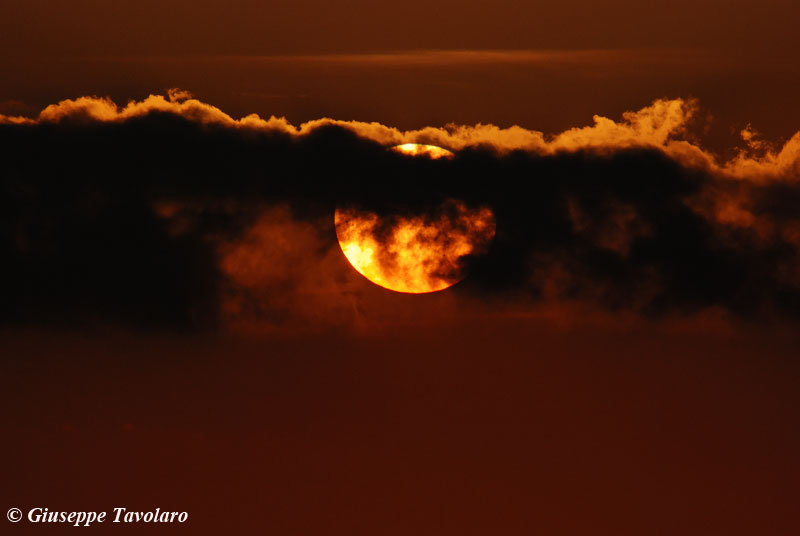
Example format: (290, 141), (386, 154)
(335, 201), (495, 293)
(392, 143), (455, 159)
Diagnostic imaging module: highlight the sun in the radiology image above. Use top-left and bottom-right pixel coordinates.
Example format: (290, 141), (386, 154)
(335, 200), (495, 294)
(392, 143), (454, 159)
(335, 143), (493, 294)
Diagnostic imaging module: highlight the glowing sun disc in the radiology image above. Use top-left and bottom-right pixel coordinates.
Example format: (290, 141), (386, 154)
(392, 143), (454, 159)
(335, 201), (495, 294)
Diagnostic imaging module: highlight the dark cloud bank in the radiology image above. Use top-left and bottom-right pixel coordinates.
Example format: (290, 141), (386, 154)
(2, 107), (800, 331)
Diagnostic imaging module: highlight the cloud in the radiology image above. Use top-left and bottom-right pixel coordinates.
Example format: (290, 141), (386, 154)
(218, 206), (362, 334)
(2, 92), (689, 152)
(1, 91), (799, 330)
(6, 90), (799, 180)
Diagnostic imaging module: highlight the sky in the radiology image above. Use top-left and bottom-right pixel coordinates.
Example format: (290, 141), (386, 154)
(3, 1), (800, 152)
(1, 2), (800, 534)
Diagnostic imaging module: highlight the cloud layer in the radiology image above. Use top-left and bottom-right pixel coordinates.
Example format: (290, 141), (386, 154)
(1, 92), (799, 330)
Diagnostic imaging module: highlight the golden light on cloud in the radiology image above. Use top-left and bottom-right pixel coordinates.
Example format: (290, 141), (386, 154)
(335, 201), (495, 294)
(4, 92), (800, 182)
(392, 143), (455, 159)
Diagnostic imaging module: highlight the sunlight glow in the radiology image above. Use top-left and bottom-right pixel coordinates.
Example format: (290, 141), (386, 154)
(335, 201), (495, 293)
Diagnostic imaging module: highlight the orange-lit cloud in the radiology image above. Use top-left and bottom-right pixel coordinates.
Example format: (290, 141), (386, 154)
(216, 206), (360, 333)
(3, 90), (800, 331)
(3, 90), (798, 183)
(82, 92), (791, 254)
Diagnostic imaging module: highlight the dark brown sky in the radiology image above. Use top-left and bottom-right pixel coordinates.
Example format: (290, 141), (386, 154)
(3, 320), (800, 535)
(3, 0), (799, 55)
(3, 1), (800, 152)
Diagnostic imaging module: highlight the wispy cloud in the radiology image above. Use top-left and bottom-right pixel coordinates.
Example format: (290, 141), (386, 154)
(72, 48), (725, 68)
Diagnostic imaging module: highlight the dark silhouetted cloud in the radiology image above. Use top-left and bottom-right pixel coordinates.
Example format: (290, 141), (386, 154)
(1, 93), (799, 330)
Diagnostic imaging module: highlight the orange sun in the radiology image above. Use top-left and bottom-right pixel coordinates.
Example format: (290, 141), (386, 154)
(335, 200), (495, 294)
(392, 143), (455, 159)
(335, 143), (494, 294)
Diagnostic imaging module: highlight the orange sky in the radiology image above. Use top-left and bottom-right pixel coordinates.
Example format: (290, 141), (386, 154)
(3, 1), (800, 153)
(3, 1), (798, 55)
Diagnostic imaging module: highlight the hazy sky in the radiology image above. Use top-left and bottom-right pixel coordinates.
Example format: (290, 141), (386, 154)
(3, 1), (800, 151)
(3, 0), (799, 55)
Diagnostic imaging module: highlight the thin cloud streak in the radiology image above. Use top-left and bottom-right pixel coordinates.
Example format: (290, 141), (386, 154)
(65, 48), (728, 68)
